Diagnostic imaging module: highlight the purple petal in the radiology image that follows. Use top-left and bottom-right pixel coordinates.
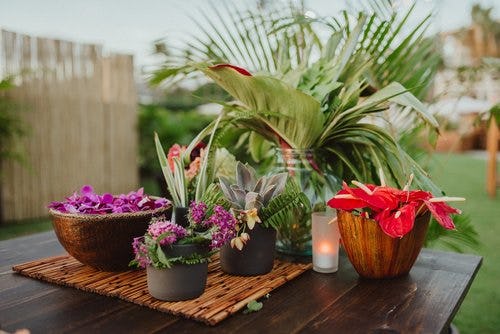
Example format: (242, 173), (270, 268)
(102, 193), (114, 204)
(81, 185), (94, 195)
(48, 186), (168, 215)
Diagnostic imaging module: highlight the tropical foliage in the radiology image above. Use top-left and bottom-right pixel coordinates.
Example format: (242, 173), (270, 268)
(138, 104), (213, 183)
(154, 113), (223, 207)
(152, 1), (440, 191)
(150, 1), (478, 252)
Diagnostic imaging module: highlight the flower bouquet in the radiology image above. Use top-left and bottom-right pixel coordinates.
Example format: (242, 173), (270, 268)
(175, 61), (444, 256)
(130, 201), (234, 301)
(48, 185), (171, 271)
(327, 176), (464, 278)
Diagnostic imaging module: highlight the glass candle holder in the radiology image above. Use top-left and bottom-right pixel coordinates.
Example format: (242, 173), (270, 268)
(312, 211), (340, 273)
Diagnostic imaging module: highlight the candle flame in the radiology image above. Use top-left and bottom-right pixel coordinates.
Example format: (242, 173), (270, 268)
(319, 242), (332, 253)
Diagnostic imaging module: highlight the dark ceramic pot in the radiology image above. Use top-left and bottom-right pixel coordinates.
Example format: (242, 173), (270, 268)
(146, 243), (208, 301)
(220, 224), (277, 276)
(172, 206), (189, 227)
(162, 243), (210, 258)
(337, 209), (431, 279)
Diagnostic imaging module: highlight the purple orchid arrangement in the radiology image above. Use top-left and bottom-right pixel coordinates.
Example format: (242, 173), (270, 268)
(131, 200), (236, 269)
(48, 185), (169, 214)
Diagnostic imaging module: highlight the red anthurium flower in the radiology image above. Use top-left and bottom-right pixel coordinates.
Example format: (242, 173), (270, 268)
(375, 203), (417, 238)
(399, 189), (432, 203)
(327, 189), (367, 211)
(327, 175), (464, 238)
(344, 181), (399, 212)
(424, 199), (460, 230)
(208, 64), (252, 76)
(369, 187), (400, 211)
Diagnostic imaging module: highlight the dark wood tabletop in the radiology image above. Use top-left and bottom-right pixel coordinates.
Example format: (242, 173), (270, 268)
(0, 231), (482, 334)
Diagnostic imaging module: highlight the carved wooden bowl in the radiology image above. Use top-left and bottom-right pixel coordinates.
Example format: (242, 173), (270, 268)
(337, 209), (431, 279)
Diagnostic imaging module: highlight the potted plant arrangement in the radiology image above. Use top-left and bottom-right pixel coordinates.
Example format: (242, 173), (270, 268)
(150, 2), (466, 254)
(154, 113), (225, 227)
(130, 200), (234, 301)
(327, 175), (464, 279)
(48, 185), (171, 271)
(211, 162), (309, 276)
(197, 63), (444, 254)
(161, 142), (205, 227)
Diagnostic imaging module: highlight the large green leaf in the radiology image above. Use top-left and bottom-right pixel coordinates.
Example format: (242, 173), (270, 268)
(203, 65), (323, 148)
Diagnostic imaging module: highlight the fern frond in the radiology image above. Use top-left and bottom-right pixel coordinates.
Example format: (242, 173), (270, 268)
(260, 178), (310, 229)
(201, 183), (232, 215)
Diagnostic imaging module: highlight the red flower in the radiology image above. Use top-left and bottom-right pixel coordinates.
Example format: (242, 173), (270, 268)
(374, 203), (417, 238)
(331, 181), (399, 212)
(399, 189), (432, 203)
(208, 64), (252, 76)
(424, 200), (460, 230)
(326, 189), (366, 211)
(327, 178), (464, 238)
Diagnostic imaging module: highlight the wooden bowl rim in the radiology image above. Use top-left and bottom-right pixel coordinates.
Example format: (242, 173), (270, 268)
(49, 202), (171, 221)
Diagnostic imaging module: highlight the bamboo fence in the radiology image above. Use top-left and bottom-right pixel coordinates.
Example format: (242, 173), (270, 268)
(0, 29), (138, 221)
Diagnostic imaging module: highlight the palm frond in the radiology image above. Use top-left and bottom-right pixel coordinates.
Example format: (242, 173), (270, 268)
(425, 214), (480, 252)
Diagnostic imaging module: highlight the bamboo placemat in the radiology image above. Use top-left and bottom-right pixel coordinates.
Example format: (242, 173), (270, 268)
(12, 254), (311, 326)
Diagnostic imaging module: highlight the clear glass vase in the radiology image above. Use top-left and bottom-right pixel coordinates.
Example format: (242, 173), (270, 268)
(273, 149), (339, 256)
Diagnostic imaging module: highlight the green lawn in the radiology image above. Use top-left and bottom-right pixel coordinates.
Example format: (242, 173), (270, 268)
(429, 153), (500, 334)
(0, 217), (52, 241)
(0, 153), (498, 332)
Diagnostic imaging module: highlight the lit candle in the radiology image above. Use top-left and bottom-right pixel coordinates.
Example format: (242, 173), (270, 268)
(312, 211), (339, 273)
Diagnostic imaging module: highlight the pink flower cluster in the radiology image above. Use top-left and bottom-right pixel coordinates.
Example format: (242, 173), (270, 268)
(147, 220), (187, 246)
(131, 220), (187, 269)
(132, 237), (150, 268)
(48, 185), (169, 214)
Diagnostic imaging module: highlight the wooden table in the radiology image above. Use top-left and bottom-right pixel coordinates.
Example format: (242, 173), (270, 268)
(0, 231), (482, 334)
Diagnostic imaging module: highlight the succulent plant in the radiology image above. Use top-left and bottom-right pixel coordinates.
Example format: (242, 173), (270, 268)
(219, 162), (288, 212)
(202, 162), (309, 250)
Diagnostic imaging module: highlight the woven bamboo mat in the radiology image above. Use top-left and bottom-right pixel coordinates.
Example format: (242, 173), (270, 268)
(12, 254), (311, 326)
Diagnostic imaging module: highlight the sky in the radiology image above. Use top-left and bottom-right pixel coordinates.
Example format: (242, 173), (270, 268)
(0, 0), (499, 70)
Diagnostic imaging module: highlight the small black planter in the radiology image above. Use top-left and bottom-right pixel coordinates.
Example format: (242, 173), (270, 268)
(220, 224), (277, 276)
(162, 243), (210, 258)
(172, 206), (189, 227)
(146, 244), (208, 301)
